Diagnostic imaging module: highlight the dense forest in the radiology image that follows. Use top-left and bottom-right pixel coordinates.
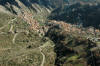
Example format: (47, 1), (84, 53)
(49, 3), (100, 28)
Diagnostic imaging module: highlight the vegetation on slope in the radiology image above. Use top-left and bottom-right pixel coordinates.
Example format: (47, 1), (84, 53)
(0, 0), (100, 66)
(0, 12), (56, 66)
(45, 22), (100, 66)
(49, 3), (100, 29)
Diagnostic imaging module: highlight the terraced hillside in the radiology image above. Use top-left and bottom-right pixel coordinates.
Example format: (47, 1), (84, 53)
(0, 12), (56, 66)
(0, 0), (100, 66)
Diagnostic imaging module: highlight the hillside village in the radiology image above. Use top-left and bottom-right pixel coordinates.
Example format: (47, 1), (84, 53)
(0, 0), (100, 66)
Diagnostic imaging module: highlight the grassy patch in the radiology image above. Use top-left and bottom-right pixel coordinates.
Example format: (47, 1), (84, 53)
(0, 33), (14, 48)
(67, 55), (79, 61)
(0, 12), (15, 27)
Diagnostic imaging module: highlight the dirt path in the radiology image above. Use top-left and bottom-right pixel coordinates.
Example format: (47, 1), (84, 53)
(0, 18), (16, 30)
(12, 33), (18, 44)
(0, 32), (6, 34)
(0, 48), (11, 51)
(39, 47), (45, 66)
(38, 41), (55, 66)
(9, 25), (14, 33)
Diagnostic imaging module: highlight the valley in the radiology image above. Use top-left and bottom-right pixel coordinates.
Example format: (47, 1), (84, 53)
(0, 0), (100, 66)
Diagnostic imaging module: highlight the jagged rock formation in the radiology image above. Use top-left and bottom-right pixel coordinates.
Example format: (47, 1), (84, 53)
(0, 0), (53, 14)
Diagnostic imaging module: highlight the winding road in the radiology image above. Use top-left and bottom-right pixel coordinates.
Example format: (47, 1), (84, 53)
(12, 33), (18, 44)
(38, 41), (55, 66)
(0, 18), (16, 30)
(0, 17), (53, 66)
(9, 25), (14, 33)
(39, 47), (45, 66)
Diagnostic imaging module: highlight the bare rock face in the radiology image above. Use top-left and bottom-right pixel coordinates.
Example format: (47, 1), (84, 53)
(0, 0), (53, 24)
(0, 0), (64, 15)
(0, 0), (60, 33)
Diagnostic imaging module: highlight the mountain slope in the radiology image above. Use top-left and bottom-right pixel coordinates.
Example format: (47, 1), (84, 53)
(0, 12), (56, 66)
(0, 0), (100, 66)
(49, 0), (100, 28)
